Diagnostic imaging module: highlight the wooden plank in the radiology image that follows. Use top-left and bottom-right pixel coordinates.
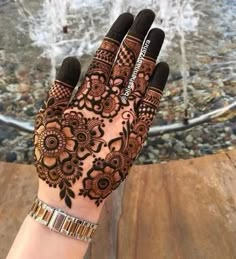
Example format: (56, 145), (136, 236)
(85, 185), (124, 259)
(0, 163), (38, 258)
(117, 150), (236, 259)
(1, 149), (236, 259)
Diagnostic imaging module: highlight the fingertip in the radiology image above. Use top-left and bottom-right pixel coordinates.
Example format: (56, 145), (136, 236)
(117, 12), (134, 25)
(145, 28), (165, 59)
(129, 9), (156, 39)
(148, 28), (165, 41)
(56, 57), (81, 87)
(150, 62), (169, 91)
(106, 12), (134, 42)
(137, 9), (156, 21)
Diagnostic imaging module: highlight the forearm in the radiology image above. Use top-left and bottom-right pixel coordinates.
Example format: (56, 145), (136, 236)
(6, 215), (89, 259)
(6, 180), (104, 259)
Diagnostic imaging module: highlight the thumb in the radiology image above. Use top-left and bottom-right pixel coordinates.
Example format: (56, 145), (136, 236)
(46, 57), (81, 105)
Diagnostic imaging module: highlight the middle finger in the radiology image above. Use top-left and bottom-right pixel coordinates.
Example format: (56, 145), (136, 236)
(109, 9), (155, 93)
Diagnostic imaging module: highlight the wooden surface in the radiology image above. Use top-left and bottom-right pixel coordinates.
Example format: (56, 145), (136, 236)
(1, 149), (236, 259)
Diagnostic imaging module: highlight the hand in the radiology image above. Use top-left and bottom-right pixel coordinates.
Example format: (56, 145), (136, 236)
(34, 9), (169, 214)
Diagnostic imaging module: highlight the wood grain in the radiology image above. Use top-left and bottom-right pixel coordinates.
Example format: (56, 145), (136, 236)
(1, 149), (236, 259)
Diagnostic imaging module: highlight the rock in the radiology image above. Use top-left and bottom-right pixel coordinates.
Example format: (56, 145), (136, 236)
(18, 83), (30, 93)
(224, 127), (231, 133)
(154, 138), (165, 145)
(175, 132), (184, 141)
(6, 84), (18, 92)
(151, 149), (160, 156)
(169, 71), (182, 81)
(196, 137), (203, 142)
(5, 152), (17, 162)
(26, 139), (33, 147)
(0, 49), (5, 61)
(186, 142), (193, 149)
(200, 146), (213, 155)
(137, 155), (146, 164)
(186, 135), (194, 142)
(174, 142), (184, 153)
(15, 66), (29, 81)
(148, 153), (156, 160)
(35, 99), (44, 110)
(162, 134), (170, 141)
(143, 159), (155, 165)
(232, 125), (236, 135)
(189, 66), (200, 76)
(0, 126), (18, 143)
(24, 106), (36, 116)
(0, 103), (4, 112)
(189, 150), (195, 156)
(0, 66), (4, 76)
(33, 88), (47, 100)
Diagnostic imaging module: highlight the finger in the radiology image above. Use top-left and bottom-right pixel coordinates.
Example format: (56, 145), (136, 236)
(47, 57), (81, 104)
(128, 28), (165, 108)
(109, 9), (155, 91)
(135, 62), (169, 140)
(85, 13), (134, 81)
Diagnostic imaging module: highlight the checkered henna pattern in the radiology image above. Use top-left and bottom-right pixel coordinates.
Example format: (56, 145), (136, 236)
(34, 10), (169, 208)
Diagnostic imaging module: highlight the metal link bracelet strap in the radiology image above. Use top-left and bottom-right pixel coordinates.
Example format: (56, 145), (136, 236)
(28, 197), (98, 242)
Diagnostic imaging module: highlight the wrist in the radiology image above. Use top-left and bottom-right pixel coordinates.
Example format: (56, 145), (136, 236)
(37, 178), (104, 223)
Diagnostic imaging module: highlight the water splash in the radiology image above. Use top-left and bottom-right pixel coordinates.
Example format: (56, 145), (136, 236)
(1, 0), (235, 163)
(19, 0), (201, 76)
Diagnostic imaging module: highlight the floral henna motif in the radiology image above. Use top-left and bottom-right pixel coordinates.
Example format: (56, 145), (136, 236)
(79, 87), (163, 206)
(34, 120), (76, 168)
(79, 114), (137, 206)
(79, 164), (122, 206)
(63, 110), (106, 159)
(34, 105), (106, 207)
(73, 35), (143, 120)
(78, 74), (109, 105)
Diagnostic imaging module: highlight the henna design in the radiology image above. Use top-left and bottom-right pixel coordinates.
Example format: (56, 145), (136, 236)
(34, 89), (106, 206)
(75, 75), (108, 109)
(80, 164), (122, 206)
(49, 80), (73, 100)
(138, 87), (163, 121)
(34, 11), (168, 208)
(72, 35), (145, 122)
(110, 35), (142, 90)
(79, 86), (163, 206)
(132, 57), (156, 97)
(86, 38), (120, 78)
(34, 120), (76, 168)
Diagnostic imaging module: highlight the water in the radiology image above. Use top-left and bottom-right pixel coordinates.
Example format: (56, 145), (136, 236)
(0, 0), (235, 164)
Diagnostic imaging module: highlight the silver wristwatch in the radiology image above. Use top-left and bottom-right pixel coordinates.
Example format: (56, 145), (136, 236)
(29, 197), (98, 242)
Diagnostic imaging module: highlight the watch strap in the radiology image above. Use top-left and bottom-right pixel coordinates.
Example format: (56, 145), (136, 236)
(29, 197), (98, 242)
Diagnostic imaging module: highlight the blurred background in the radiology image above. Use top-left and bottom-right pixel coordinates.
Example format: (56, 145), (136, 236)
(0, 0), (235, 165)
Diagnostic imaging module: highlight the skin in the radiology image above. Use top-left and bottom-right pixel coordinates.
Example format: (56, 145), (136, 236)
(6, 9), (169, 259)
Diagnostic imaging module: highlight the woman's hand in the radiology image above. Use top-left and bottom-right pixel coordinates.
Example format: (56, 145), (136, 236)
(34, 9), (169, 219)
